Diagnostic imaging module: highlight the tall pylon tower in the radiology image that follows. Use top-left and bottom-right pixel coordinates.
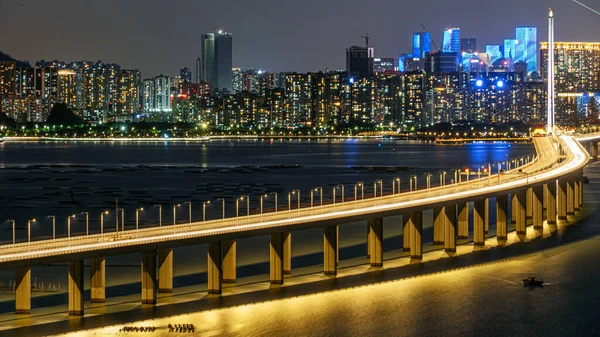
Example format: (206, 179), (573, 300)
(547, 8), (555, 135)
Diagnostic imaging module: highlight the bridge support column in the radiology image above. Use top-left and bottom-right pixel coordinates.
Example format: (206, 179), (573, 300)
(543, 184), (548, 211)
(532, 186), (543, 230)
(444, 205), (457, 254)
(368, 218), (383, 267)
(433, 207), (444, 245)
(15, 267), (30, 314)
(208, 242), (222, 294)
(223, 240), (236, 283)
(457, 202), (469, 239)
(158, 248), (173, 293)
(574, 179), (580, 212)
(579, 178), (584, 209)
(402, 213), (410, 251)
(68, 260), (84, 316)
(324, 225), (338, 275)
(496, 195), (508, 243)
(409, 211), (423, 260)
(546, 181), (557, 225)
(567, 181), (575, 216)
(526, 188), (533, 221)
(270, 233), (284, 285)
(90, 257), (105, 303)
(484, 198), (492, 235)
(590, 142), (598, 159)
(558, 180), (567, 220)
(473, 199), (485, 246)
(511, 193), (517, 226)
(283, 233), (292, 274)
(515, 191), (526, 236)
(141, 251), (157, 304)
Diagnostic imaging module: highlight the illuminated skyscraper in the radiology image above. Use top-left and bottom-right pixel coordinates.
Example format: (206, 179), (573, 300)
(486, 45), (502, 64)
(515, 26), (537, 73)
(413, 32), (431, 58)
(201, 31), (233, 93)
(442, 28), (460, 53)
(504, 39), (518, 60)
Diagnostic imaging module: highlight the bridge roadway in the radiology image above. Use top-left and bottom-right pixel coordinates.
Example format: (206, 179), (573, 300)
(0, 135), (593, 315)
(0, 137), (563, 267)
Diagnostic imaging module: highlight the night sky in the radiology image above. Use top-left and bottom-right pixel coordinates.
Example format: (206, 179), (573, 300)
(0, 0), (599, 77)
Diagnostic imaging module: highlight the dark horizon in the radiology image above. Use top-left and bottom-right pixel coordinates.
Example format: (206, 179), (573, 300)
(0, 0), (599, 77)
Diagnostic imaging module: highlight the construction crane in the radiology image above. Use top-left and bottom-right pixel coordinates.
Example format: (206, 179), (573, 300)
(421, 24), (440, 52)
(573, 0), (600, 16)
(361, 33), (371, 51)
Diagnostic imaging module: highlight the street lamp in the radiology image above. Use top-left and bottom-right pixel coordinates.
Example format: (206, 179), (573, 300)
(218, 198), (225, 219)
(9, 220), (15, 244)
(392, 177), (401, 194)
(155, 204), (162, 227)
(271, 192), (278, 212)
(338, 184), (345, 202)
(203, 200), (211, 221)
(288, 190), (299, 210)
(48, 215), (56, 239)
(410, 175), (417, 191)
(67, 214), (76, 238)
(118, 208), (125, 232)
(236, 196), (249, 217)
(136, 207), (144, 230)
(185, 201), (192, 224)
(100, 211), (108, 234)
(260, 194), (268, 214)
(27, 219), (36, 244)
(173, 204), (180, 225)
(374, 180), (382, 197)
(426, 173), (432, 189)
(81, 212), (89, 236)
(356, 182), (364, 200)
(313, 187), (323, 206)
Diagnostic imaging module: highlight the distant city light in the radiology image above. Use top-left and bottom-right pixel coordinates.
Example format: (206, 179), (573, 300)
(497, 80), (505, 88)
(476, 79), (483, 87)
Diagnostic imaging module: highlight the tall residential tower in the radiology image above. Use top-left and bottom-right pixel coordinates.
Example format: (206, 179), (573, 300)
(201, 31), (233, 93)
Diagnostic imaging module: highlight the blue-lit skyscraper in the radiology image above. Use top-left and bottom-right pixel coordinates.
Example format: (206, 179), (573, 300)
(504, 39), (518, 60)
(413, 32), (431, 59)
(515, 26), (537, 73)
(442, 28), (460, 53)
(485, 45), (502, 64)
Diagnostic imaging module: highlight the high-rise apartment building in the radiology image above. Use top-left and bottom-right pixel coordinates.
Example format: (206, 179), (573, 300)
(201, 31), (233, 93)
(346, 46), (372, 79)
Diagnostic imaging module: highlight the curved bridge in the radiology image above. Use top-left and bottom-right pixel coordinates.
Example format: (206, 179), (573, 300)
(0, 135), (595, 315)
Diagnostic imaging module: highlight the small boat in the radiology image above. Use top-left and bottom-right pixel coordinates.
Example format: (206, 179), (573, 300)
(523, 276), (544, 286)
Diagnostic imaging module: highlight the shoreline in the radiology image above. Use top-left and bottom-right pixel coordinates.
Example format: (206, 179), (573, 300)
(1, 136), (531, 143)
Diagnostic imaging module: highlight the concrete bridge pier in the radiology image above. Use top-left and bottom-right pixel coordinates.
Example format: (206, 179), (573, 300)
(158, 248), (173, 293)
(68, 260), (84, 315)
(402, 213), (410, 251)
(444, 205), (457, 254)
(433, 207), (444, 245)
(558, 180), (567, 220)
(514, 191), (526, 237)
(532, 186), (544, 230)
(546, 181), (557, 225)
(368, 218), (383, 267)
(543, 184), (548, 211)
(270, 233), (285, 285)
(15, 267), (30, 314)
(141, 251), (157, 304)
(484, 199), (492, 235)
(496, 195), (508, 244)
(511, 193), (517, 226)
(223, 240), (237, 283)
(284, 232), (292, 274)
(567, 181), (575, 216)
(590, 141), (598, 159)
(578, 178), (584, 209)
(207, 242), (223, 294)
(90, 257), (105, 303)
(324, 225), (338, 275)
(526, 188), (533, 221)
(409, 211), (423, 260)
(457, 202), (469, 239)
(473, 199), (485, 246)
(574, 179), (581, 212)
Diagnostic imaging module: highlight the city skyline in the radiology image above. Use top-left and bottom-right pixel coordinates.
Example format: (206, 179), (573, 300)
(0, 0), (599, 77)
